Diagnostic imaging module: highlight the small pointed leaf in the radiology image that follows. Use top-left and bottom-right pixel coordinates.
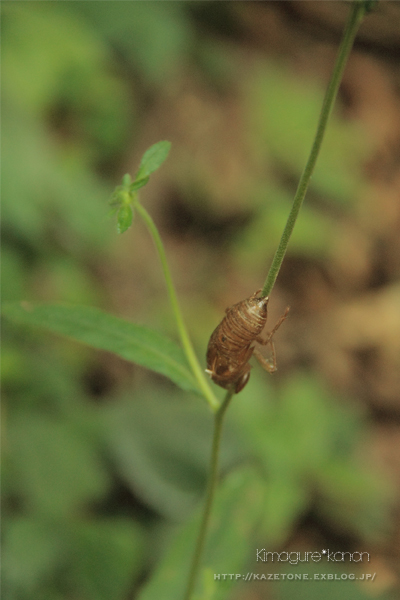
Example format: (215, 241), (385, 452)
(117, 205), (133, 234)
(135, 141), (171, 182)
(122, 173), (132, 187)
(129, 176), (150, 192)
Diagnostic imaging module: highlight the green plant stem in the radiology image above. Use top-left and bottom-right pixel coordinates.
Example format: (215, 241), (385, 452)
(183, 3), (370, 599)
(134, 200), (220, 412)
(183, 389), (235, 600)
(261, 0), (368, 298)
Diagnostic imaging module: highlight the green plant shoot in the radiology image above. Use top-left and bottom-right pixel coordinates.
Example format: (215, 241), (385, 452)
(109, 140), (171, 234)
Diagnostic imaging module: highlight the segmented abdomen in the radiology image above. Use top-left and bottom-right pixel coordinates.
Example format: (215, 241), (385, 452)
(211, 295), (267, 356)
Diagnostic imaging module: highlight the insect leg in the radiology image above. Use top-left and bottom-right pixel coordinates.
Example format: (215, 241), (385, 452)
(253, 306), (289, 373)
(253, 345), (277, 373)
(256, 306), (290, 346)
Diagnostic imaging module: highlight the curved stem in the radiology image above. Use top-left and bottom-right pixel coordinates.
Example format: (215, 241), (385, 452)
(134, 201), (220, 412)
(183, 389), (235, 600)
(261, 1), (367, 298)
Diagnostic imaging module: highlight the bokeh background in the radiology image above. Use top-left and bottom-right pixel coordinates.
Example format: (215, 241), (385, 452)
(2, 2), (400, 599)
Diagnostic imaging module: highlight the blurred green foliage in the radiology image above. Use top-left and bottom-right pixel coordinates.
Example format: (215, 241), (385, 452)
(247, 64), (371, 204)
(73, 1), (194, 85)
(2, 2), (130, 247)
(1, 2), (394, 600)
(136, 374), (392, 600)
(234, 63), (373, 277)
(2, 3), (140, 598)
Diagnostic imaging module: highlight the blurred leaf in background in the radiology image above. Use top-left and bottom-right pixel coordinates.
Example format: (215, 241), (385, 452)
(230, 372), (393, 544)
(1, 3), (142, 599)
(3, 515), (144, 600)
(247, 63), (372, 205)
(2, 2), (132, 254)
(104, 389), (228, 521)
(137, 466), (268, 600)
(135, 375), (393, 600)
(71, 1), (194, 86)
(232, 62), (375, 278)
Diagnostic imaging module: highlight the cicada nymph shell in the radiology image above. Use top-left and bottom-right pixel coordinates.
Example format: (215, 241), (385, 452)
(206, 290), (289, 393)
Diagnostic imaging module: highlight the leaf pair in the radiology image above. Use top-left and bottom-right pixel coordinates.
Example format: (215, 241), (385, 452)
(109, 140), (171, 233)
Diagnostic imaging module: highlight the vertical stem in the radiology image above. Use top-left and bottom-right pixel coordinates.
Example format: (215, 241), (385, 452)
(261, 1), (367, 298)
(183, 2), (371, 599)
(183, 389), (234, 600)
(134, 201), (220, 412)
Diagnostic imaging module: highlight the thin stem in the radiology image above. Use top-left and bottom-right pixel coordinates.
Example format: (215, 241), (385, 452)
(134, 200), (220, 412)
(183, 389), (235, 600)
(182, 3), (372, 599)
(261, 1), (367, 298)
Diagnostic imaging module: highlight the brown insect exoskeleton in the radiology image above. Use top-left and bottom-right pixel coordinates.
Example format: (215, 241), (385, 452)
(206, 290), (289, 393)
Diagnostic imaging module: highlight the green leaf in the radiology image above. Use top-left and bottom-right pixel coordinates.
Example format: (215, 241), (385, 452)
(137, 467), (267, 600)
(129, 176), (150, 191)
(3, 516), (144, 600)
(135, 141), (171, 182)
(2, 303), (201, 395)
(117, 204), (133, 234)
(2, 517), (64, 594)
(229, 372), (392, 541)
(70, 519), (144, 600)
(8, 412), (110, 515)
(103, 389), (242, 520)
(121, 173), (132, 187)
